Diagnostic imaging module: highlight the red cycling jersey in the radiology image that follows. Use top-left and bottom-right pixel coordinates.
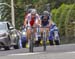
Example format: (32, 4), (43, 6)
(24, 13), (40, 27)
(30, 17), (35, 26)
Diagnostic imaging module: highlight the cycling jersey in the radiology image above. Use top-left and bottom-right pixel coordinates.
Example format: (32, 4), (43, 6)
(25, 13), (40, 27)
(42, 20), (49, 26)
(41, 16), (50, 27)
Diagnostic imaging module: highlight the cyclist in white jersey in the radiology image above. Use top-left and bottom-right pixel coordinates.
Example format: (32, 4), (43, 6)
(24, 9), (41, 47)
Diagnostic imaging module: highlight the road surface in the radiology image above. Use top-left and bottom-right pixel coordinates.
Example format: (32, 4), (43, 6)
(0, 44), (75, 59)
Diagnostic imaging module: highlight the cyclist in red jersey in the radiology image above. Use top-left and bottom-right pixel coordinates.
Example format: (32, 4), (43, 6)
(24, 9), (41, 47)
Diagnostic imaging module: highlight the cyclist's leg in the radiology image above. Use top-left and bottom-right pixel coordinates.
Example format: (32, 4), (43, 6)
(46, 27), (49, 39)
(27, 29), (31, 39)
(26, 27), (31, 47)
(40, 28), (43, 45)
(46, 28), (50, 44)
(32, 25), (37, 46)
(35, 27), (41, 46)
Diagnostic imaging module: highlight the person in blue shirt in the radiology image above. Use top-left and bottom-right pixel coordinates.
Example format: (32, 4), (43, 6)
(49, 22), (60, 45)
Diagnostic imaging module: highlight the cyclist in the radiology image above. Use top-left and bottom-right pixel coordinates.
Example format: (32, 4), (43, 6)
(41, 11), (52, 40)
(24, 9), (41, 47)
(41, 11), (52, 28)
(39, 11), (53, 46)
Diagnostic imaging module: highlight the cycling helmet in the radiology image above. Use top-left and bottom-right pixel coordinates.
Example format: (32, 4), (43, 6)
(43, 11), (50, 16)
(31, 9), (37, 14)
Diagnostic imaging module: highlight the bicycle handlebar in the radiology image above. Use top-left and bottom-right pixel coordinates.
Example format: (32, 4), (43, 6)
(24, 26), (50, 28)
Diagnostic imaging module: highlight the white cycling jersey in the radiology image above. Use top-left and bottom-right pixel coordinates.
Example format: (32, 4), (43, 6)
(25, 13), (40, 27)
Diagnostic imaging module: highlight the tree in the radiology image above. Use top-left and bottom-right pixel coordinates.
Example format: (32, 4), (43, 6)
(51, 4), (75, 37)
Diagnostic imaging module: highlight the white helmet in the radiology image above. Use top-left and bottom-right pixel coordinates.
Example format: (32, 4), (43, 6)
(31, 9), (37, 14)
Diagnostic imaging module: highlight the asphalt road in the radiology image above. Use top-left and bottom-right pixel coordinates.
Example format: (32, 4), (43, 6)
(0, 44), (75, 59)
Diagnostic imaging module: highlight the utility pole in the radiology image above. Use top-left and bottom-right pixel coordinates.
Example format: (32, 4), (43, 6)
(11, 0), (15, 27)
(0, 0), (3, 20)
(0, 0), (15, 27)
(0, 6), (1, 20)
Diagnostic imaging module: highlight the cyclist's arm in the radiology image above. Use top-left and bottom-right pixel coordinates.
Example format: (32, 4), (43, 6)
(38, 19), (41, 27)
(24, 16), (28, 27)
(49, 20), (52, 27)
(37, 14), (41, 27)
(24, 13), (31, 27)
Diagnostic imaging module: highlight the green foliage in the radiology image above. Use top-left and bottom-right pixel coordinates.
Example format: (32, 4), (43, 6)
(59, 5), (70, 36)
(51, 4), (75, 37)
(51, 9), (57, 21)
(32, 0), (38, 3)
(54, 4), (66, 26)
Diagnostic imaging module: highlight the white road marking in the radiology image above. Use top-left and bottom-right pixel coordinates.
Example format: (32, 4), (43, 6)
(66, 51), (75, 54)
(7, 51), (75, 56)
(7, 52), (43, 56)
(59, 51), (75, 54)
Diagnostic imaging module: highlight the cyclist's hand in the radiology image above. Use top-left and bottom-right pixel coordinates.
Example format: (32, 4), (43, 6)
(38, 24), (41, 27)
(23, 25), (26, 28)
(46, 25), (50, 28)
